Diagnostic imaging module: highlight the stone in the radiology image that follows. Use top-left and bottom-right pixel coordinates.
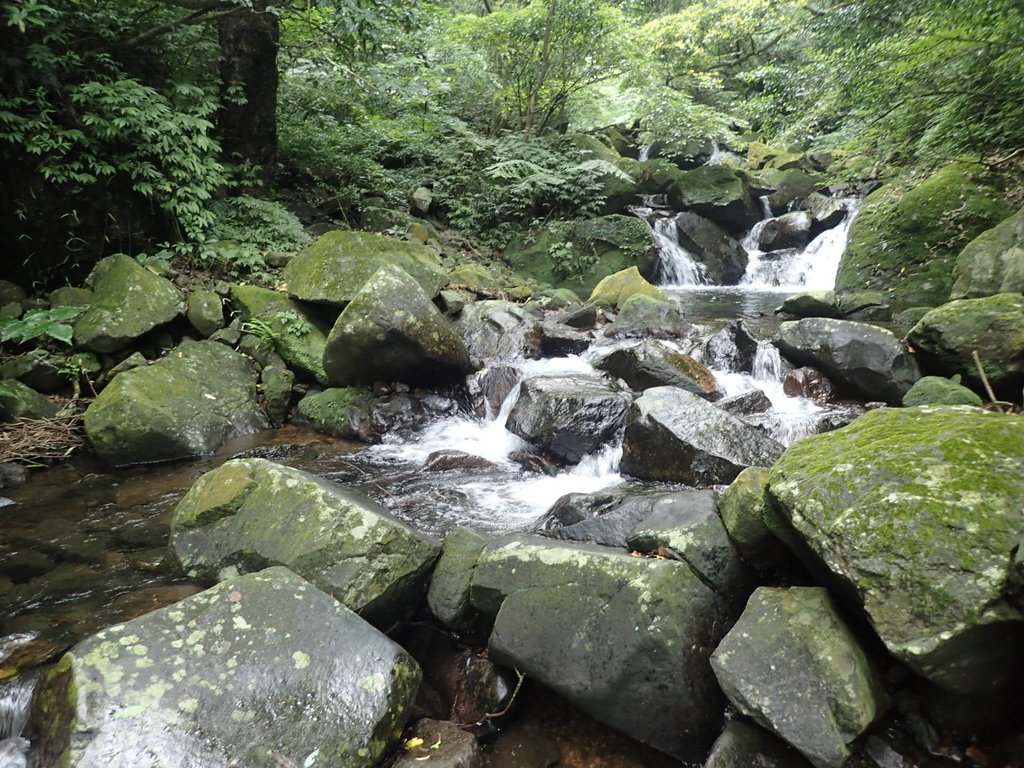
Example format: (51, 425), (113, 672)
(453, 301), (542, 366)
(702, 320), (761, 373)
(767, 406), (1024, 694)
(185, 289), (224, 337)
(83, 339), (269, 466)
(718, 467), (791, 571)
(588, 266), (665, 307)
(775, 318), (920, 404)
(758, 212), (813, 252)
(283, 230), (447, 306)
(901, 376), (983, 407)
(472, 535), (730, 760)
(505, 375), (631, 463)
(427, 527), (494, 629)
(323, 265), (473, 387)
(759, 169), (826, 215)
(704, 719), (815, 768)
(48, 287), (94, 308)
(605, 295), (691, 339)
(907, 293), (1024, 396)
(73, 254), (184, 353)
(392, 719), (483, 768)
(951, 207), (1024, 299)
(776, 291), (841, 319)
(668, 165), (763, 234)
(170, 459), (439, 626)
(621, 387), (784, 486)
(422, 450), (497, 472)
(29, 567), (419, 768)
(711, 587), (883, 768)
(0, 280), (27, 305)
(782, 367), (835, 403)
(229, 284), (332, 385)
(538, 320), (591, 356)
(0, 380), (58, 422)
(672, 211), (748, 284)
(835, 163), (1012, 310)
(259, 363), (294, 427)
(0, 349), (71, 393)
(594, 340), (720, 398)
(293, 387), (377, 441)
(715, 389), (773, 417)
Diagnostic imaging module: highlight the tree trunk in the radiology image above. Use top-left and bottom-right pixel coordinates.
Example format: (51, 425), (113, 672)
(218, 1), (279, 189)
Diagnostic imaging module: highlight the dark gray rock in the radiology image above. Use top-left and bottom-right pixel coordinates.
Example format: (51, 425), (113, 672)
(604, 295), (692, 339)
(538, 320), (591, 356)
(186, 289), (224, 337)
(454, 301), (543, 366)
(705, 719), (815, 768)
(392, 719), (484, 768)
(594, 340), (721, 398)
(423, 450), (498, 472)
(776, 291), (842, 320)
(621, 387), (784, 485)
(715, 389), (772, 417)
(673, 211), (748, 284)
(427, 527), (494, 629)
(0, 380), (58, 422)
(757, 212), (813, 252)
(702, 320), (761, 373)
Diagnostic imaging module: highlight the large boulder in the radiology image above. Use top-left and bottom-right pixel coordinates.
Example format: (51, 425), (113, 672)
(759, 169), (827, 215)
(672, 212), (748, 284)
(604, 295), (691, 339)
(702, 320), (761, 372)
(505, 375), (631, 463)
(471, 535), (730, 761)
(621, 387), (784, 485)
(170, 458), (440, 626)
(588, 266), (665, 307)
(292, 387), (377, 441)
(229, 284), (332, 384)
(950, 207), (1024, 299)
(0, 380), (58, 421)
(767, 406), (1024, 695)
(776, 291), (842, 320)
(83, 340), (268, 466)
(73, 254), (183, 353)
(835, 163), (1012, 310)
(907, 293), (1024, 396)
(667, 165), (763, 234)
(717, 467), (791, 571)
(29, 567), (419, 768)
(322, 265), (473, 387)
(711, 587), (884, 768)
(453, 301), (542, 366)
(594, 340), (720, 398)
(775, 318), (920, 403)
(757, 212), (813, 252)
(901, 376), (983, 407)
(283, 230), (447, 306)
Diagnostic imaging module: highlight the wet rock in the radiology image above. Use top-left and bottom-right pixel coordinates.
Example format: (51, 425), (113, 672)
(783, 367), (835, 403)
(776, 291), (842, 320)
(508, 451), (560, 476)
(803, 192), (848, 237)
(767, 406), (1024, 695)
(951, 206), (1024, 299)
(229, 284), (332, 385)
(73, 254), (183, 353)
(28, 567), (419, 768)
(0, 380), (58, 421)
(0, 463), (28, 489)
(84, 340), (269, 466)
(293, 387), (376, 441)
(715, 389), (773, 417)
(284, 230), (447, 306)
(370, 392), (461, 437)
(558, 304), (598, 329)
(669, 165), (763, 234)
(711, 587), (884, 768)
(605, 295), (691, 339)
(672, 211), (748, 284)
(907, 293), (1024, 396)
(588, 266), (665, 307)
(323, 265), (473, 388)
(776, 318), (920, 404)
(427, 527), (494, 629)
(474, 366), (521, 417)
(704, 718), (815, 768)
(422, 450), (498, 472)
(259, 363), (294, 427)
(505, 375), (631, 464)
(538, 321), (591, 356)
(758, 212), (813, 252)
(703, 320), (761, 372)
(594, 340), (720, 398)
(621, 387), (784, 485)
(471, 535), (730, 760)
(185, 289), (224, 338)
(393, 719), (484, 768)
(170, 458), (440, 625)
(901, 375), (983, 407)
(760, 168), (826, 214)
(453, 301), (542, 366)
(717, 467), (791, 572)
(452, 652), (514, 725)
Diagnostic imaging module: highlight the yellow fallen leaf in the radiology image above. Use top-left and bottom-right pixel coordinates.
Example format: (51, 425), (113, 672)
(0, 667), (17, 680)
(405, 737), (424, 750)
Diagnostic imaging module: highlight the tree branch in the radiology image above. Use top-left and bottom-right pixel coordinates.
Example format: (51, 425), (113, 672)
(119, 2), (240, 49)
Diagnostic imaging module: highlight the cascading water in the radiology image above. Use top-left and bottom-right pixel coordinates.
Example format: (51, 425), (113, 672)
(0, 674), (34, 768)
(650, 215), (707, 286)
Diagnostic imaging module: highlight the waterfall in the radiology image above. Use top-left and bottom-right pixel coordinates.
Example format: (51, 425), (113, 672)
(638, 144), (651, 162)
(707, 140), (736, 166)
(752, 342), (784, 383)
(0, 675), (34, 768)
(651, 215), (707, 286)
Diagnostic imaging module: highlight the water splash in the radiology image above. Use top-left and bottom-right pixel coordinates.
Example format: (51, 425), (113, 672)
(0, 673), (34, 741)
(650, 215), (707, 286)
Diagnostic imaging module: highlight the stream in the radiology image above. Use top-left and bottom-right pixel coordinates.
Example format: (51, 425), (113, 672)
(0, 194), (865, 765)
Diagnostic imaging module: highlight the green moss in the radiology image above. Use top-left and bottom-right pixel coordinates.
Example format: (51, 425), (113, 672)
(901, 376), (984, 407)
(294, 387), (376, 440)
(588, 266), (665, 307)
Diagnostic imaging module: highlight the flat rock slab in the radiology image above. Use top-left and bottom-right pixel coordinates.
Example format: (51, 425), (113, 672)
(767, 406), (1024, 694)
(171, 458), (439, 626)
(31, 567), (419, 768)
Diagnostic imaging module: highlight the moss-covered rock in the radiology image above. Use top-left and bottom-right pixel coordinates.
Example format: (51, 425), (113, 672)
(835, 163), (1013, 310)
(31, 567), (419, 768)
(453, 300), (543, 366)
(505, 215), (657, 297)
(170, 459), (440, 625)
(907, 293), (1024, 395)
(776, 291), (841, 319)
(951, 207), (1024, 299)
(604, 294), (690, 339)
(426, 526), (494, 629)
(667, 165), (763, 233)
(594, 340), (720, 398)
(588, 266), (665, 307)
(766, 406), (1024, 694)
(293, 387), (377, 441)
(322, 264), (472, 387)
(901, 376), (984, 407)
(718, 467), (792, 571)
(284, 230), (447, 306)
(758, 169), (827, 215)
(704, 718), (815, 768)
(259, 363), (294, 427)
(84, 340), (268, 466)
(73, 254), (184, 353)
(186, 289), (224, 338)
(48, 286), (94, 308)
(0, 379), (58, 421)
(711, 587), (884, 768)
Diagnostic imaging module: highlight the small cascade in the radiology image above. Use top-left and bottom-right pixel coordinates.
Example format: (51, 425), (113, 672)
(758, 195), (774, 219)
(650, 215), (707, 286)
(706, 140), (737, 166)
(638, 144), (651, 162)
(752, 342), (784, 383)
(0, 674), (34, 767)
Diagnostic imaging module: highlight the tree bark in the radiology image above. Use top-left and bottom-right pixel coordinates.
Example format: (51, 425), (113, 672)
(218, 0), (279, 189)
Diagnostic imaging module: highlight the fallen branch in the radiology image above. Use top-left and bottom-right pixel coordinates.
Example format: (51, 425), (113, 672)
(481, 668), (526, 722)
(971, 350), (1004, 413)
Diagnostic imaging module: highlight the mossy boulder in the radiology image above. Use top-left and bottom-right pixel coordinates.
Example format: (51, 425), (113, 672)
(666, 165), (763, 234)
(283, 230), (447, 306)
(505, 215), (657, 297)
(322, 265), (472, 387)
(766, 406), (1024, 694)
(426, 526), (494, 629)
(776, 291), (841, 319)
(293, 387), (377, 441)
(229, 284), (331, 384)
(605, 294), (691, 339)
(758, 169), (827, 215)
(950, 206), (1024, 299)
(907, 293), (1024, 395)
(73, 254), (184, 353)
(48, 286), (94, 308)
(185, 289), (224, 338)
(718, 467), (791, 571)
(170, 459), (440, 625)
(83, 340), (268, 466)
(711, 587), (884, 768)
(901, 376), (983, 407)
(835, 163), (1013, 310)
(594, 340), (720, 398)
(453, 300), (542, 366)
(0, 379), (58, 421)
(30, 567), (419, 768)
(672, 212), (748, 284)
(470, 535), (731, 760)
(588, 266), (665, 307)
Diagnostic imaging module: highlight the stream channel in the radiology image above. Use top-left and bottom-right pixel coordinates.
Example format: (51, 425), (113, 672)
(1, 196), (871, 766)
